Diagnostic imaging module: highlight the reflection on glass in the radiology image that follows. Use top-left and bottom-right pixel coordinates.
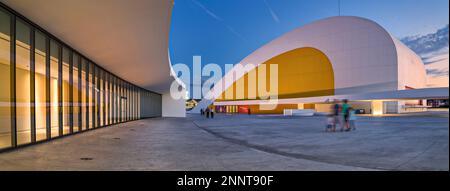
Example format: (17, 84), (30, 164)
(82, 58), (87, 130)
(62, 47), (70, 135)
(35, 31), (47, 141)
(16, 19), (31, 145)
(88, 62), (93, 129)
(50, 40), (59, 138)
(113, 77), (117, 124)
(130, 84), (133, 121)
(109, 76), (112, 124)
(126, 83), (129, 121)
(73, 53), (79, 132)
(134, 87), (137, 120)
(137, 88), (141, 118)
(118, 80), (122, 123)
(132, 87), (134, 120)
(130, 86), (133, 120)
(0, 9), (11, 149)
(100, 70), (104, 127)
(94, 66), (98, 128)
(105, 72), (109, 126)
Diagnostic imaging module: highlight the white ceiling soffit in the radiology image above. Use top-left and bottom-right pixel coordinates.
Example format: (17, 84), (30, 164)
(1, 0), (175, 94)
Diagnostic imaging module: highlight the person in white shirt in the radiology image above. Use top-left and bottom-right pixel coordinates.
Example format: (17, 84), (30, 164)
(348, 107), (357, 131)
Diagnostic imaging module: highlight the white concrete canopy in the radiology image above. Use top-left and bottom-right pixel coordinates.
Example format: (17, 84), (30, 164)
(214, 87), (449, 106)
(1, 0), (175, 94)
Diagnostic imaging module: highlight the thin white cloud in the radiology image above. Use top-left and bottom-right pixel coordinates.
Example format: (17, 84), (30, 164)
(263, 0), (280, 23)
(225, 25), (246, 41)
(191, 0), (246, 41)
(402, 24), (449, 87)
(191, 0), (223, 22)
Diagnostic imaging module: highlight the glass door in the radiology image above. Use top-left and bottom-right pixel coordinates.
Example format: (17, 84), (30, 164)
(121, 97), (127, 122)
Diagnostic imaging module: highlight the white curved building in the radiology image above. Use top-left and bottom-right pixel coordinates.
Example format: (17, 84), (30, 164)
(192, 16), (434, 114)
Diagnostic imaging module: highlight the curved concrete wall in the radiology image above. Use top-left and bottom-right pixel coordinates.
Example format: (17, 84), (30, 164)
(392, 38), (427, 90)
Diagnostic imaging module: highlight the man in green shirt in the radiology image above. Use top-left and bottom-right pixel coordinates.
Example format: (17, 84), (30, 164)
(341, 99), (350, 131)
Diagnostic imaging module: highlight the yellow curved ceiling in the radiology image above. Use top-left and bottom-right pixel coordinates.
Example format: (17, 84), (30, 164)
(216, 47), (334, 101)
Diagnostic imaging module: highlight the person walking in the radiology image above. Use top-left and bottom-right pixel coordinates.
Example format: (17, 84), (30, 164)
(205, 108), (210, 118)
(341, 99), (350, 131)
(331, 100), (341, 132)
(210, 108), (215, 119)
(200, 108), (204, 116)
(326, 113), (335, 132)
(348, 107), (357, 131)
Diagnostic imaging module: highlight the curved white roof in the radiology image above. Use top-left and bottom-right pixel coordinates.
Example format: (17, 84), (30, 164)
(1, 0), (175, 94)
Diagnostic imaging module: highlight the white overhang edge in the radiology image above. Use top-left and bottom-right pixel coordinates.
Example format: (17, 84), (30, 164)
(214, 88), (449, 106)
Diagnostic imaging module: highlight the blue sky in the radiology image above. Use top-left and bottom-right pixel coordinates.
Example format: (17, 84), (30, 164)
(169, 0), (449, 96)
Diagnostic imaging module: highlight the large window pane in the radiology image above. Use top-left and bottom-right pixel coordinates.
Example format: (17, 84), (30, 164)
(35, 31), (46, 141)
(113, 77), (116, 124)
(110, 75), (112, 124)
(81, 58), (87, 130)
(105, 72), (109, 126)
(100, 69), (104, 126)
(0, 9), (11, 149)
(62, 47), (70, 135)
(130, 86), (133, 120)
(114, 77), (118, 124)
(134, 87), (136, 120)
(118, 79), (121, 123)
(135, 87), (138, 120)
(117, 78), (119, 123)
(122, 82), (125, 122)
(137, 89), (140, 119)
(72, 53), (79, 132)
(127, 85), (130, 120)
(94, 66), (99, 127)
(133, 87), (136, 120)
(122, 81), (125, 122)
(88, 62), (93, 129)
(123, 82), (128, 122)
(125, 82), (128, 122)
(126, 83), (129, 121)
(50, 40), (59, 138)
(16, 19), (31, 145)
(129, 86), (132, 121)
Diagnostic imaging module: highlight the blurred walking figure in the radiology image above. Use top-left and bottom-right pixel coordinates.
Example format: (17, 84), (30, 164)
(200, 108), (204, 116)
(210, 107), (215, 119)
(348, 107), (357, 130)
(341, 99), (350, 131)
(331, 99), (341, 132)
(205, 108), (210, 118)
(326, 114), (335, 132)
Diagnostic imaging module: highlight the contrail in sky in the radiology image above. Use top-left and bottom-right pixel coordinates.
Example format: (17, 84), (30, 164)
(191, 0), (246, 41)
(263, 0), (280, 23)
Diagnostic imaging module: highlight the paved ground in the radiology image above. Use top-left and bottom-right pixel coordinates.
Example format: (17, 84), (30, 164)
(193, 112), (449, 171)
(0, 112), (448, 171)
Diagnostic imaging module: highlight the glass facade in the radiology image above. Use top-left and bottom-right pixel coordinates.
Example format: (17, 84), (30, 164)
(15, 19), (31, 145)
(0, 4), (162, 151)
(0, 8), (11, 149)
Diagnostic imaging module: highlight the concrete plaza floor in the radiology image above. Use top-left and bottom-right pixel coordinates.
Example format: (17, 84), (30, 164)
(0, 112), (448, 171)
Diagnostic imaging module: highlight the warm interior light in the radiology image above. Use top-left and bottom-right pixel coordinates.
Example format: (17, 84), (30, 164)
(373, 111), (383, 116)
(372, 100), (383, 116)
